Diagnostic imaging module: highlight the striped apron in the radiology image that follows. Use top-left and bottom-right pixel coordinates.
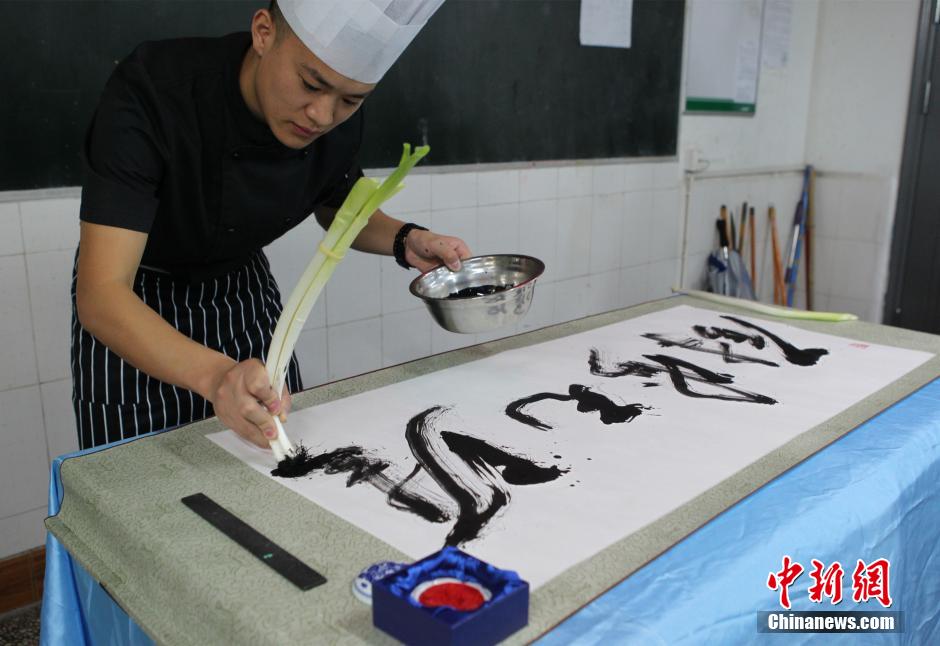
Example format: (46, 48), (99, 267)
(70, 250), (303, 450)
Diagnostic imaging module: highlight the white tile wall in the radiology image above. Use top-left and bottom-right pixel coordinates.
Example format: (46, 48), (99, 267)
(0, 160), (687, 558)
(265, 215), (327, 330)
(648, 259), (679, 300)
(590, 194), (625, 274)
(587, 270), (621, 316)
(20, 197), (81, 253)
(554, 276), (590, 323)
(652, 162), (680, 190)
(477, 203), (520, 257)
(813, 176), (845, 240)
(477, 169), (519, 205)
(325, 250), (381, 326)
(431, 322), (476, 355)
(26, 250), (75, 383)
(0, 202), (23, 256)
(593, 164), (625, 195)
(0, 255), (38, 391)
(380, 253), (425, 315)
(649, 189), (682, 262)
(383, 173), (431, 214)
(0, 508), (47, 559)
(0, 386), (49, 519)
(518, 199), (559, 282)
(624, 163), (655, 192)
(519, 167), (558, 202)
(431, 172), (477, 210)
(475, 324), (520, 345)
(555, 197), (592, 280)
(430, 207), (479, 258)
(556, 166), (593, 198)
(326, 316), (382, 382)
(684, 252), (710, 295)
(41, 378), (78, 462)
(293, 326), (328, 390)
(382, 309), (432, 367)
(620, 263), (650, 308)
(621, 191), (653, 267)
(519, 281), (556, 333)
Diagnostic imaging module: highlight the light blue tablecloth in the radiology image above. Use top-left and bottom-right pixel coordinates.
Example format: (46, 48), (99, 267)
(41, 380), (940, 645)
(41, 434), (159, 646)
(537, 379), (940, 645)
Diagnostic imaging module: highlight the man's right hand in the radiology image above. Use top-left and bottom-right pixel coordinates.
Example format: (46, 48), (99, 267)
(76, 222), (292, 449)
(208, 358), (287, 448)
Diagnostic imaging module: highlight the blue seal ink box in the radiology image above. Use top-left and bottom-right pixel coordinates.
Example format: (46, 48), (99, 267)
(372, 546), (530, 646)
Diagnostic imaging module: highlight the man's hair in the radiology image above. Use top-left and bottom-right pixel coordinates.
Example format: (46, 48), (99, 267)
(268, 1), (291, 42)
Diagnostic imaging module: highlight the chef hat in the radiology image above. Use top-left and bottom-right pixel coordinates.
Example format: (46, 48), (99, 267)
(277, 0), (446, 84)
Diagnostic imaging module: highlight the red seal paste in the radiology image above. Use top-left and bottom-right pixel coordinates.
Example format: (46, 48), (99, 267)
(410, 577), (492, 612)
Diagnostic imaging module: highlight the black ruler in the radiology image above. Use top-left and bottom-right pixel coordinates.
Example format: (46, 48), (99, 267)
(181, 493), (326, 591)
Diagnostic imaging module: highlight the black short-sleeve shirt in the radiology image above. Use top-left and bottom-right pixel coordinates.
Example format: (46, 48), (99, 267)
(80, 32), (364, 280)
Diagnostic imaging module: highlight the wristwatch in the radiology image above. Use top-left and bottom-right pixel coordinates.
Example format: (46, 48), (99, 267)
(393, 223), (428, 269)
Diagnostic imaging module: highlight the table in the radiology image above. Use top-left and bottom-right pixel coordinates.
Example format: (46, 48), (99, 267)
(41, 296), (940, 644)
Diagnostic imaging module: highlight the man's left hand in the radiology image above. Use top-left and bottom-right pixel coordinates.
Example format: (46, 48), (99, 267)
(404, 229), (472, 273)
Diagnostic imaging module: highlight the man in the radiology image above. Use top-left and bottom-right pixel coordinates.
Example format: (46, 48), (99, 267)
(72, 0), (468, 451)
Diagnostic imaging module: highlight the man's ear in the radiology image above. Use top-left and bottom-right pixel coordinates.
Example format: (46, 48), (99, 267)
(250, 9), (277, 57)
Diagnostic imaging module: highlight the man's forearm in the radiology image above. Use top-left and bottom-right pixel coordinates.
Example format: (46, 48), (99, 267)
(77, 283), (235, 401)
(316, 206), (411, 256)
(350, 208), (409, 255)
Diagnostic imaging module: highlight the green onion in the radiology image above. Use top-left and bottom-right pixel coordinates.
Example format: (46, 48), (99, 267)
(266, 144), (429, 397)
(674, 288), (858, 322)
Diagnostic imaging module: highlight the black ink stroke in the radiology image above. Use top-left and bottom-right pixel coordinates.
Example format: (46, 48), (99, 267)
(272, 444), (453, 523)
(693, 325), (766, 349)
(407, 406), (568, 546)
(589, 349), (777, 405)
(720, 315), (828, 366)
(506, 385), (650, 430)
(505, 392), (572, 430)
(441, 432), (566, 485)
(642, 333), (779, 367)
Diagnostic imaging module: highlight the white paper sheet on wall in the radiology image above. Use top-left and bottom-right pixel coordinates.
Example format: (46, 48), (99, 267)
(685, 0), (763, 110)
(209, 305), (932, 589)
(579, 0), (633, 49)
(734, 39), (760, 103)
(762, 0), (793, 70)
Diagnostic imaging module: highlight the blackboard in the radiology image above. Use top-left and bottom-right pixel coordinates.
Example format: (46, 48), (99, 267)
(0, 0), (684, 191)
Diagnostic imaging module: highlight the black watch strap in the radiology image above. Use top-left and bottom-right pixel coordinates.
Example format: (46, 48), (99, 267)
(393, 223), (428, 269)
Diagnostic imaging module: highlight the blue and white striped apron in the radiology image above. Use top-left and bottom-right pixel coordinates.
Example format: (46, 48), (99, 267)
(70, 250), (303, 450)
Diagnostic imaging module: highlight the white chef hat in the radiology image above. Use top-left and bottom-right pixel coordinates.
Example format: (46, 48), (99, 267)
(277, 0), (446, 84)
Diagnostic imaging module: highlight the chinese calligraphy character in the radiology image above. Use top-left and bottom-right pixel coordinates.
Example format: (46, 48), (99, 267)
(767, 555), (804, 609)
(852, 558), (892, 607)
(808, 559), (844, 604)
(589, 349), (777, 405)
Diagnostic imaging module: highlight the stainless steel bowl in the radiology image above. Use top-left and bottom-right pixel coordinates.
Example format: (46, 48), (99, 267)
(409, 255), (545, 334)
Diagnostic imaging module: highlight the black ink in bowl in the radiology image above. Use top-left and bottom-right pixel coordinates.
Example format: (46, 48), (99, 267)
(447, 284), (515, 299)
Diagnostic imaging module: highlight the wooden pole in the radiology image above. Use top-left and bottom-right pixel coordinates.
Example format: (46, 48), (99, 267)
(749, 205), (756, 294)
(769, 206), (785, 305)
(804, 167), (815, 310)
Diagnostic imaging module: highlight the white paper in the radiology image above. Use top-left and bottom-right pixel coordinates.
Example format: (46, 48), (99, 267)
(579, 0), (633, 49)
(762, 0), (793, 70)
(734, 38), (760, 104)
(685, 0), (763, 107)
(209, 305), (932, 589)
